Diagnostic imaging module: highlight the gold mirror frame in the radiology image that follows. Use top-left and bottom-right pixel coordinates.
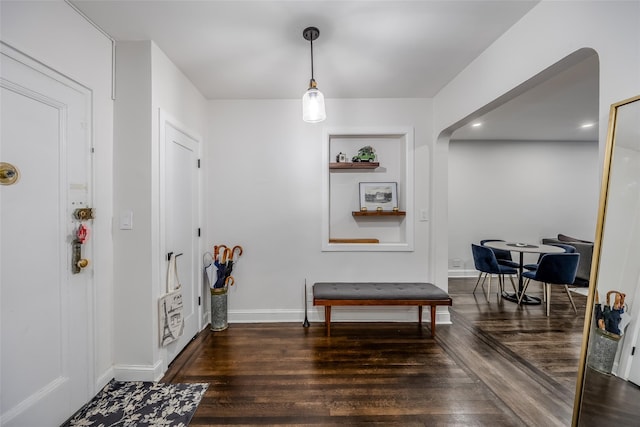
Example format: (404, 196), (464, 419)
(572, 94), (640, 425)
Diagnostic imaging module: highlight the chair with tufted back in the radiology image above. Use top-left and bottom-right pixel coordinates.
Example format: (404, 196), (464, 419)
(519, 253), (580, 316)
(480, 239), (520, 269)
(472, 243), (518, 301)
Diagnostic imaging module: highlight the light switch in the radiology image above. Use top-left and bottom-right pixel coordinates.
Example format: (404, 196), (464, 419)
(119, 210), (133, 230)
(419, 209), (429, 221)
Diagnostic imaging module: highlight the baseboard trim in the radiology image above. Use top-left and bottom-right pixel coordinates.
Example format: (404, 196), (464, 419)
(228, 307), (451, 325)
(449, 269), (480, 278)
(95, 367), (114, 393)
(113, 361), (163, 382)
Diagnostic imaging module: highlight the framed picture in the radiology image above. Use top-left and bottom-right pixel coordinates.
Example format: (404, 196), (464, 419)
(359, 182), (398, 211)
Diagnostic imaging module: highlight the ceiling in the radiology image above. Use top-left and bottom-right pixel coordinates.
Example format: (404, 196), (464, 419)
(70, 0), (598, 141)
(452, 53), (599, 141)
(71, 0), (540, 99)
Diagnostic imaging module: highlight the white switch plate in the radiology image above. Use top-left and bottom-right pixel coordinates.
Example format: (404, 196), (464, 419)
(119, 210), (133, 230)
(419, 209), (429, 221)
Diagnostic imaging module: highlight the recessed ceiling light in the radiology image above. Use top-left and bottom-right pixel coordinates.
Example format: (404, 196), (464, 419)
(580, 122), (595, 128)
(471, 122), (482, 128)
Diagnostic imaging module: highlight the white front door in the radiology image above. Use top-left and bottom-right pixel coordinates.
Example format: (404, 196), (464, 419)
(0, 45), (93, 426)
(161, 115), (200, 364)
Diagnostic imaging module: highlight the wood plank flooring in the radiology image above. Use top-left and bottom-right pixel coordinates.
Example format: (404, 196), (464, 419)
(163, 278), (588, 426)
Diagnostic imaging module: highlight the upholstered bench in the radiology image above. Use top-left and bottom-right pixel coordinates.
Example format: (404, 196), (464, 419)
(313, 282), (452, 337)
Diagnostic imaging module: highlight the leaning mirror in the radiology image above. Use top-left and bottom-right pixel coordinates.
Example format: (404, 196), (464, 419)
(573, 95), (640, 425)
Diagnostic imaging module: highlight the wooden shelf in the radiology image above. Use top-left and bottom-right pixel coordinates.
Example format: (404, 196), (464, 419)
(352, 211), (406, 217)
(329, 238), (380, 244)
(329, 162), (379, 170)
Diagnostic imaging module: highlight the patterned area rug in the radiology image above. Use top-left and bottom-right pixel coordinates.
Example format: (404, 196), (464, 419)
(62, 379), (208, 427)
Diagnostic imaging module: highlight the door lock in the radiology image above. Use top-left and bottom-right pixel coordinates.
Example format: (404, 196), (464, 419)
(74, 208), (94, 220)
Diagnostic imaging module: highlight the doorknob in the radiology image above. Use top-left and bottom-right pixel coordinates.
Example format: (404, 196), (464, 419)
(72, 240), (90, 274)
(0, 162), (19, 186)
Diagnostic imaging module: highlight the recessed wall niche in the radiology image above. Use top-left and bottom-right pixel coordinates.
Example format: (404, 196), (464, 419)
(322, 128), (414, 252)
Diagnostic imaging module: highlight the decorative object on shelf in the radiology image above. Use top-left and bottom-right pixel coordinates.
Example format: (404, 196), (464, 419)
(301, 26), (326, 123)
(352, 145), (376, 162)
(360, 206), (367, 212)
(359, 182), (398, 212)
(392, 207), (399, 212)
(336, 152), (347, 163)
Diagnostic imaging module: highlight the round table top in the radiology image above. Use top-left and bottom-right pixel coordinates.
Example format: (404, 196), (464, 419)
(483, 241), (566, 254)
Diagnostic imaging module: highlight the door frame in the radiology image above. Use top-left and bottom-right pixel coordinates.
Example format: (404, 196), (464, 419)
(157, 109), (203, 371)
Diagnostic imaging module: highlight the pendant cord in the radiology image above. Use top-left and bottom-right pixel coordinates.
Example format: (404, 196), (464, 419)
(310, 38), (315, 81)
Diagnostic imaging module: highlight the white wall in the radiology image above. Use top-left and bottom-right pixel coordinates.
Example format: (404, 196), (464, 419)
(432, 1), (640, 289)
(448, 140), (599, 275)
(150, 42), (207, 374)
(0, 1), (114, 391)
(113, 41), (207, 380)
(112, 42), (154, 377)
(206, 98), (437, 323)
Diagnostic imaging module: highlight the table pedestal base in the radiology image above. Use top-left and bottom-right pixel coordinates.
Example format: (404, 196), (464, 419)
(502, 292), (541, 305)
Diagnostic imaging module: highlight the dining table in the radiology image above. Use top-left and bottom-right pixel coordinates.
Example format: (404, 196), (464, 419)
(483, 241), (565, 305)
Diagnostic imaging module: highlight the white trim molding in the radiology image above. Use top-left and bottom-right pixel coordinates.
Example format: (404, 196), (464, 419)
(113, 361), (164, 382)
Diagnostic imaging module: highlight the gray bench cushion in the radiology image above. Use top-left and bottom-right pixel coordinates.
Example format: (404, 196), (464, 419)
(313, 282), (449, 300)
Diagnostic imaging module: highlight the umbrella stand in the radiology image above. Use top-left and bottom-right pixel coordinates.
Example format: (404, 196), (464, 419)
(210, 244), (243, 331)
(587, 290), (626, 374)
(210, 286), (229, 331)
(587, 327), (621, 374)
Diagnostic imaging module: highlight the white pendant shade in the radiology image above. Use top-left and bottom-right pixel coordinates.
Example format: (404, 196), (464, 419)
(302, 87), (326, 123)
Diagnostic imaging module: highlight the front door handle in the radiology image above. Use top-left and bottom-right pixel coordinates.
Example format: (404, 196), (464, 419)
(72, 240), (89, 273)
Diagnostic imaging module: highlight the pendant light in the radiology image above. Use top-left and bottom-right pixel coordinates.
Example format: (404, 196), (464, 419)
(302, 26), (326, 123)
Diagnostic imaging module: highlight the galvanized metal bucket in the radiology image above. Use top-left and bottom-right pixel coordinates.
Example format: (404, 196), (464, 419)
(210, 287), (228, 331)
(587, 327), (621, 374)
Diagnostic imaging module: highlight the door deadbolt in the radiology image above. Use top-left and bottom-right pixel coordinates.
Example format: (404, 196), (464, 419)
(74, 208), (94, 220)
(0, 162), (19, 186)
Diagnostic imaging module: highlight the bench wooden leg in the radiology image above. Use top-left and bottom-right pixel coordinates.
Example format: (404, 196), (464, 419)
(324, 306), (331, 337)
(430, 305), (436, 338)
(418, 305), (423, 325)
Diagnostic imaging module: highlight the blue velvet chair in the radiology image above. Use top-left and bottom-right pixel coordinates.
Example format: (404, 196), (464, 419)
(471, 243), (518, 301)
(519, 253), (580, 316)
(523, 243), (576, 272)
(480, 239), (520, 269)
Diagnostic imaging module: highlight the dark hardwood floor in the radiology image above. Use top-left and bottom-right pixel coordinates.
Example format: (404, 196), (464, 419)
(164, 277), (589, 426)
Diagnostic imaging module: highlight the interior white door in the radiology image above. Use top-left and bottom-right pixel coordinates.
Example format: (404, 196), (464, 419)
(0, 45), (93, 426)
(628, 334), (640, 386)
(626, 277), (640, 386)
(162, 117), (200, 364)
